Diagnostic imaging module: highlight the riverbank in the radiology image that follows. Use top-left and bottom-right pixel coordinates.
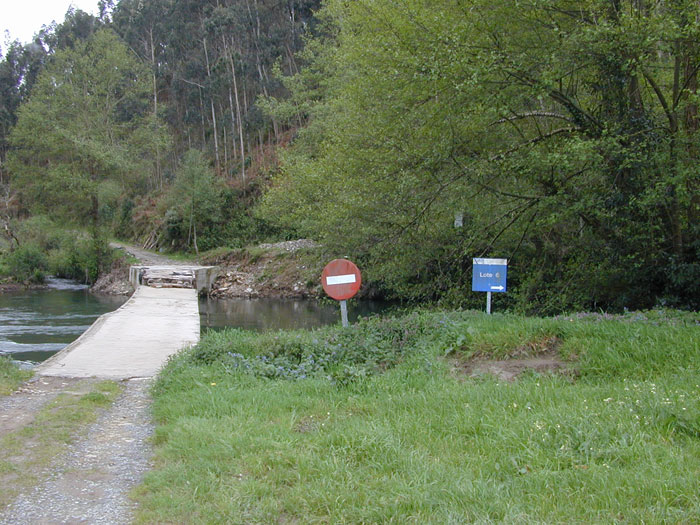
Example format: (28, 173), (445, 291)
(135, 308), (699, 523)
(202, 239), (323, 299)
(95, 239), (327, 299)
(0, 357), (32, 395)
(0, 282), (46, 293)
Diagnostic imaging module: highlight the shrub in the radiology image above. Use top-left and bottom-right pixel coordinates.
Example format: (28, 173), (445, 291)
(1, 244), (48, 283)
(187, 311), (444, 385)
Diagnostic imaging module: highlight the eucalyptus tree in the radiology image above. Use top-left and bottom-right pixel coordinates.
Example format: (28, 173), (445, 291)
(112, 0), (174, 189)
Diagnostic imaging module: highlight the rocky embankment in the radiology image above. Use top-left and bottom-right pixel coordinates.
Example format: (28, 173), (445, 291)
(94, 239), (323, 299)
(204, 239), (322, 299)
(90, 257), (134, 296)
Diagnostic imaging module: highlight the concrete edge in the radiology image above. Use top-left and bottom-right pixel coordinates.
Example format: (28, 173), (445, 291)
(35, 288), (142, 375)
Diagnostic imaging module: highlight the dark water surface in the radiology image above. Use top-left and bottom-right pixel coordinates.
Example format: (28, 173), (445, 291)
(0, 278), (127, 362)
(1, 280), (391, 363)
(199, 297), (391, 333)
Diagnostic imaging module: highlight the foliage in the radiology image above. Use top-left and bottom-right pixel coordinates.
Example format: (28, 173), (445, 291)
(171, 308), (698, 389)
(138, 309), (700, 523)
(260, 0), (700, 313)
(184, 311), (441, 385)
(0, 243), (48, 283)
(110, 0), (321, 181)
(0, 39), (47, 163)
(0, 215), (114, 284)
(7, 29), (162, 233)
(165, 149), (226, 253)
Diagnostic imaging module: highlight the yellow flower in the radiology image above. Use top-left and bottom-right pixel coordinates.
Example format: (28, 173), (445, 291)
(210, 382), (217, 386)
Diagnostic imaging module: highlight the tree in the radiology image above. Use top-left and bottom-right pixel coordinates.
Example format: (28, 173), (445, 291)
(0, 39), (48, 164)
(8, 29), (164, 240)
(166, 149), (225, 254)
(260, 0), (699, 311)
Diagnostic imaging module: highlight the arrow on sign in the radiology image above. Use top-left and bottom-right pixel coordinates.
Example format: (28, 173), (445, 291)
(490, 286), (504, 291)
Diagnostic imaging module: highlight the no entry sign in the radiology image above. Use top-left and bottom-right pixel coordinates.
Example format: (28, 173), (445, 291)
(322, 259), (362, 301)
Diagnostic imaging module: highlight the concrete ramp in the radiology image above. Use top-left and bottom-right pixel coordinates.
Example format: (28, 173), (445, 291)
(38, 286), (200, 379)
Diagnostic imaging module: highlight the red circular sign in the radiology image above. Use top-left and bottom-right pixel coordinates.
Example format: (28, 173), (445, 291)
(321, 259), (362, 300)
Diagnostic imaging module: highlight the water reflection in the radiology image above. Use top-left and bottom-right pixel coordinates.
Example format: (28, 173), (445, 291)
(199, 297), (390, 332)
(1, 283), (390, 365)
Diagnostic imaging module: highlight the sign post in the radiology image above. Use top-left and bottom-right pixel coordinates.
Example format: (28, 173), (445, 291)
(322, 259), (362, 327)
(472, 258), (508, 314)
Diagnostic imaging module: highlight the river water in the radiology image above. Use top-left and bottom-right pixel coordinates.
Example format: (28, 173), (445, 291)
(1, 280), (389, 363)
(0, 279), (128, 362)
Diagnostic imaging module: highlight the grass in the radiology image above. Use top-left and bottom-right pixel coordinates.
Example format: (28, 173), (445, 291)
(135, 309), (699, 523)
(0, 380), (122, 508)
(0, 357), (33, 396)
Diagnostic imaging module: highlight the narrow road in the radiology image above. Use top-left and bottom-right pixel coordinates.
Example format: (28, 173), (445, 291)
(110, 241), (192, 266)
(0, 243), (202, 523)
(39, 286), (200, 379)
(0, 379), (152, 525)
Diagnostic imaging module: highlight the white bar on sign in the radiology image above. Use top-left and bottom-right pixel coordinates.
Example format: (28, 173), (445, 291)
(473, 258), (508, 266)
(326, 274), (356, 286)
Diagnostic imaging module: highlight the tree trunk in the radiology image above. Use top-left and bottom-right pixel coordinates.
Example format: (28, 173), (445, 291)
(149, 26), (162, 190)
(227, 36), (246, 185)
(203, 37), (221, 173)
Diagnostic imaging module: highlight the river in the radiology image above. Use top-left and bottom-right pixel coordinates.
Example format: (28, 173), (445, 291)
(1, 280), (389, 363)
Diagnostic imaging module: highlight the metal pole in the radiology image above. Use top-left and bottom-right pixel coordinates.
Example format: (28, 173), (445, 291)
(340, 300), (349, 327)
(486, 292), (492, 315)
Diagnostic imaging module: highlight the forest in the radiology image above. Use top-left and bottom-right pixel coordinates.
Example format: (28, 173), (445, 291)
(1, 0), (698, 313)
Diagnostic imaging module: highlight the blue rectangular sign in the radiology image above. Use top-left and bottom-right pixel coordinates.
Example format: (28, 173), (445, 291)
(472, 258), (508, 293)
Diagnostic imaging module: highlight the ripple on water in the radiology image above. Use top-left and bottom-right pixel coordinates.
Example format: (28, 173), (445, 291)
(0, 283), (128, 362)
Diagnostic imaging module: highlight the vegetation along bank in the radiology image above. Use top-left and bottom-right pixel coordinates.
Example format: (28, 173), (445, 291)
(0, 1), (697, 314)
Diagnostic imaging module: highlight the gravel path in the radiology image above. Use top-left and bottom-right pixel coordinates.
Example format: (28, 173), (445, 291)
(0, 379), (154, 525)
(0, 243), (193, 523)
(0, 377), (80, 435)
(110, 242), (190, 266)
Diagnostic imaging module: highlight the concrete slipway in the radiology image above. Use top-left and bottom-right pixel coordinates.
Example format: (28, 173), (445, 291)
(37, 286), (200, 379)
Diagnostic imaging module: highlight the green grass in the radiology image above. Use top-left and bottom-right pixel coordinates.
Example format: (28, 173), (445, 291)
(135, 310), (700, 523)
(0, 357), (33, 396)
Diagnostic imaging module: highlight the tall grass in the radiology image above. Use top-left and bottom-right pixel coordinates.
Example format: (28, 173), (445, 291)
(0, 357), (32, 396)
(135, 310), (699, 523)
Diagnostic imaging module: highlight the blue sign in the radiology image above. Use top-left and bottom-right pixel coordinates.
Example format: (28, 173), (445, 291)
(472, 258), (508, 293)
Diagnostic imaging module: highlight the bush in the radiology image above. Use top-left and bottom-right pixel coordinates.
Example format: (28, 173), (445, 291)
(1, 244), (48, 283)
(47, 236), (112, 283)
(186, 311), (444, 385)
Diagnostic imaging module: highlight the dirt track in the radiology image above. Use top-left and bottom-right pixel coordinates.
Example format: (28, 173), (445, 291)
(0, 377), (153, 524)
(0, 244), (174, 523)
(110, 242), (190, 266)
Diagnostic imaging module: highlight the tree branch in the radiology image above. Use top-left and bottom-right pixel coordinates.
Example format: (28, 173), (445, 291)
(490, 127), (580, 160)
(491, 111), (575, 126)
(642, 66), (677, 130)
